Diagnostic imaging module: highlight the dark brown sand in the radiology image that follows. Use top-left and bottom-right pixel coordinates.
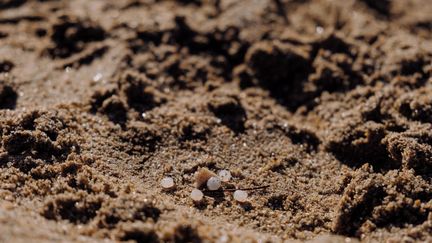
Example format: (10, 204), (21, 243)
(1, 0), (432, 242)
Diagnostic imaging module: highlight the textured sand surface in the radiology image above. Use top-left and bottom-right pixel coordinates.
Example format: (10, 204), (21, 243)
(1, 0), (432, 242)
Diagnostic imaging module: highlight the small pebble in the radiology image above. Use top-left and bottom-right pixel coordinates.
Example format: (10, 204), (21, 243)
(160, 177), (175, 189)
(190, 189), (204, 202)
(233, 190), (248, 202)
(92, 72), (103, 82)
(218, 170), (231, 182)
(207, 176), (221, 191)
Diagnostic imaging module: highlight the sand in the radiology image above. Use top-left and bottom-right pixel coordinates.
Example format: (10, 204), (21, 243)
(1, 0), (432, 242)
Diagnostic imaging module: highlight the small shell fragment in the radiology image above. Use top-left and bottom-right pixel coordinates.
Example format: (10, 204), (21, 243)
(233, 190), (248, 202)
(160, 177), (175, 189)
(195, 168), (216, 188)
(190, 189), (204, 202)
(207, 176), (221, 191)
(218, 170), (231, 182)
